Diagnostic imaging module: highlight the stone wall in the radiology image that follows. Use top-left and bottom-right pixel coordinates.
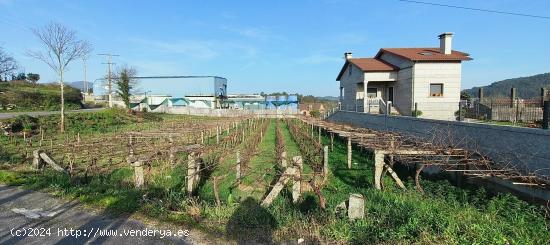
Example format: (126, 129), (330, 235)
(328, 111), (550, 177)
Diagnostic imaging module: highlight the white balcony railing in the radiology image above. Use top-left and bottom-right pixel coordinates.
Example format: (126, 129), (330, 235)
(365, 98), (379, 113)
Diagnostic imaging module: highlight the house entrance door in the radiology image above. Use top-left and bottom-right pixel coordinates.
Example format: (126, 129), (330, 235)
(388, 87), (394, 102)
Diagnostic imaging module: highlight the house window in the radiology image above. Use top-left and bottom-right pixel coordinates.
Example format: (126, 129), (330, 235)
(367, 88), (377, 98)
(430, 83), (444, 97)
(348, 64), (352, 75)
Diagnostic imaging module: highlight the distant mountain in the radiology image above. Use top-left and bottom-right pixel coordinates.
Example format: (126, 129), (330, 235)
(317, 96), (339, 101)
(68, 81), (94, 93)
(463, 73), (550, 99)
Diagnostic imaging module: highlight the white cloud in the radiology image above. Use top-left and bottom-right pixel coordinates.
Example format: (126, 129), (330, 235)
(130, 60), (185, 76)
(220, 26), (285, 41)
(127, 37), (263, 61)
(128, 38), (219, 60)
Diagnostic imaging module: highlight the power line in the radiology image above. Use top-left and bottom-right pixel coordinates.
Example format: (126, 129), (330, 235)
(398, 0), (550, 20)
(98, 53), (120, 108)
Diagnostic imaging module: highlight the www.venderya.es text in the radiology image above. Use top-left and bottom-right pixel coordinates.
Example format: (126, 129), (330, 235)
(10, 227), (189, 239)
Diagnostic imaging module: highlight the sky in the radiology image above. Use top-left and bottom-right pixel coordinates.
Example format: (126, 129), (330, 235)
(1, 0), (549, 96)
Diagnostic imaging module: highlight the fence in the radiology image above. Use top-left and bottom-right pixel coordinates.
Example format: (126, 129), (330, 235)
(342, 98), (384, 114)
(463, 97), (545, 125)
(165, 107), (299, 118)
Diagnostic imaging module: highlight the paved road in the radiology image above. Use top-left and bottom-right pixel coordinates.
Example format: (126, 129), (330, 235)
(0, 108), (105, 120)
(0, 185), (212, 244)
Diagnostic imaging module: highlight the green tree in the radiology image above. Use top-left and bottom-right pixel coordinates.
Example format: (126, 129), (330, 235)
(461, 91), (472, 100)
(115, 66), (138, 110)
(15, 72), (26, 80)
(27, 73), (40, 84)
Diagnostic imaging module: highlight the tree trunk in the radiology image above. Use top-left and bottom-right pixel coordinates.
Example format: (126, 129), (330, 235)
(60, 69), (65, 133)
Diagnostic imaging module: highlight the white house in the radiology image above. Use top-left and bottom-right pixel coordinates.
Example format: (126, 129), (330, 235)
(336, 32), (472, 120)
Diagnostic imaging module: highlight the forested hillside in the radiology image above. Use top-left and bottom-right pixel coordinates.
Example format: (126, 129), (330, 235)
(463, 73), (550, 98)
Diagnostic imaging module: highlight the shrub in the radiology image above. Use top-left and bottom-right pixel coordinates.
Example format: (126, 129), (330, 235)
(455, 108), (466, 120)
(2, 115), (39, 133)
(412, 110), (423, 117)
(310, 110), (320, 117)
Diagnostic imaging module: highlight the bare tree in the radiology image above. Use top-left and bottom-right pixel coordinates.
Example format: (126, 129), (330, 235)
(0, 46), (18, 80)
(27, 22), (93, 133)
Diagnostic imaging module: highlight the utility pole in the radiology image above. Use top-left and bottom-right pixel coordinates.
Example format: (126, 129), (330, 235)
(98, 53), (119, 108)
(83, 57), (88, 95)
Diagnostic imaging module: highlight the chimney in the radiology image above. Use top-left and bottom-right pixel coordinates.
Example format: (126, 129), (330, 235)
(438, 32), (453, 55)
(344, 52), (353, 60)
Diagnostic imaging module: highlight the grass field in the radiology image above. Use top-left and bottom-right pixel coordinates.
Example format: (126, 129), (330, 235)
(0, 114), (548, 244)
(0, 80), (82, 112)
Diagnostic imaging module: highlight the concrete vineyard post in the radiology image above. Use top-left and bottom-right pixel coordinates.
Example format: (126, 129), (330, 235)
(348, 194), (365, 220)
(330, 133), (334, 151)
(281, 151), (287, 168)
(216, 126), (220, 144)
(169, 135), (175, 165)
(187, 153), (196, 195)
(318, 126), (321, 143)
(323, 146), (329, 180)
(374, 150), (385, 190)
(132, 161), (144, 189)
(347, 137), (352, 169)
(236, 151), (241, 181)
(292, 156), (303, 203)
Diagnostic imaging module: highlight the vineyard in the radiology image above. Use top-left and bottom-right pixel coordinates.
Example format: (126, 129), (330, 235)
(0, 110), (548, 244)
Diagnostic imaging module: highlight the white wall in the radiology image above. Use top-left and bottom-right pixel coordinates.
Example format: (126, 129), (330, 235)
(394, 68), (414, 115)
(148, 96), (172, 105)
(413, 62), (462, 120)
(378, 52), (414, 115)
(363, 72), (397, 82)
(167, 107), (299, 117)
(339, 63), (364, 111)
(339, 52), (463, 119)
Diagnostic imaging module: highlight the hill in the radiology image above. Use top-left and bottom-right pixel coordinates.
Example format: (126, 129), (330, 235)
(463, 73), (550, 99)
(0, 80), (82, 111)
(69, 81), (94, 93)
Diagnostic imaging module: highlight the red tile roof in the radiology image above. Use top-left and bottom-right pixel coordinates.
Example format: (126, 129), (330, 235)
(336, 58), (398, 81)
(376, 48), (472, 61)
(349, 58), (398, 71)
(336, 47), (472, 81)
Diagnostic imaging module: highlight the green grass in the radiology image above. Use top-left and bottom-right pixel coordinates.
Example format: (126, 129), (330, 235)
(477, 119), (540, 128)
(280, 120), (314, 175)
(0, 108), (164, 165)
(0, 80), (82, 112)
(240, 120), (278, 200)
(0, 117), (547, 244)
(198, 119), (274, 203)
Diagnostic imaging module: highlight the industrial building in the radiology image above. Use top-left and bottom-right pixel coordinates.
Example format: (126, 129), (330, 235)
(89, 74), (299, 114)
(131, 94), (299, 113)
